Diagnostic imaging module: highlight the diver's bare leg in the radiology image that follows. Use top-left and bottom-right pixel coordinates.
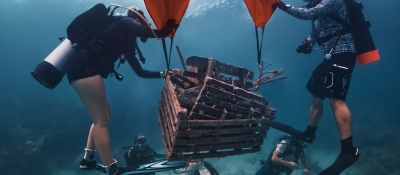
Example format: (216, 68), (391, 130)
(308, 95), (324, 127)
(72, 75), (114, 165)
(319, 98), (359, 175)
(86, 124), (95, 150)
(330, 98), (352, 139)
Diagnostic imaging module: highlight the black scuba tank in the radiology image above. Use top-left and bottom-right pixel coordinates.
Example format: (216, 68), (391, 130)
(344, 0), (380, 65)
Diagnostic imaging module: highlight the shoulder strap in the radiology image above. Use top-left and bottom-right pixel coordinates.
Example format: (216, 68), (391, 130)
(327, 1), (350, 28)
(327, 14), (349, 28)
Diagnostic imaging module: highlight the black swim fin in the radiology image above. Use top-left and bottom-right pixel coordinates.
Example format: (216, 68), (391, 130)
(318, 149), (360, 175)
(96, 158), (186, 175)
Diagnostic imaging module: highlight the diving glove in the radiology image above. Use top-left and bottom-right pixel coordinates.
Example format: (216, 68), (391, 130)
(296, 39), (313, 54)
(166, 19), (180, 29)
(160, 69), (172, 78)
(273, 0), (290, 11)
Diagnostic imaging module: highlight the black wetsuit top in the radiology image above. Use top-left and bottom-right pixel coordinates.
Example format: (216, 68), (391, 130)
(67, 17), (170, 83)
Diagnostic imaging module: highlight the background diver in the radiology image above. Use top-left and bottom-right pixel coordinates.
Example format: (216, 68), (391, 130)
(256, 135), (309, 175)
(123, 134), (165, 175)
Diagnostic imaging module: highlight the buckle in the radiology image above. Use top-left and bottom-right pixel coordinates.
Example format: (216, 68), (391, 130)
(332, 31), (340, 38)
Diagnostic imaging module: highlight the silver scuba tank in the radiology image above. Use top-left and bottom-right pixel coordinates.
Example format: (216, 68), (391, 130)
(31, 38), (77, 89)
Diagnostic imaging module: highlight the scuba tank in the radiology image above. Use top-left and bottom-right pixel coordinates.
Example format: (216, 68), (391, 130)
(344, 0), (380, 65)
(31, 3), (112, 90)
(31, 39), (76, 89)
(305, 0), (380, 65)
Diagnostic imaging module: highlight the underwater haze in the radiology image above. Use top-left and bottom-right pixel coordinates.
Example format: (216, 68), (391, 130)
(0, 0), (399, 174)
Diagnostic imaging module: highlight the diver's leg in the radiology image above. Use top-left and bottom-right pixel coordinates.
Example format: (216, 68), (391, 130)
(308, 95), (324, 127)
(330, 99), (352, 139)
(85, 97), (110, 151)
(300, 95), (324, 142)
(270, 95), (322, 143)
(72, 75), (114, 166)
(301, 61), (326, 143)
(80, 124), (98, 170)
(278, 95), (322, 143)
(86, 124), (95, 151)
(319, 99), (359, 175)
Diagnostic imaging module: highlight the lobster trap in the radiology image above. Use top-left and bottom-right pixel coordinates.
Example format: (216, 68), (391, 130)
(158, 56), (284, 160)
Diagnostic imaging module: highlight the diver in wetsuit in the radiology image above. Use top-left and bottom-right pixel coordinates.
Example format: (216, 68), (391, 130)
(123, 134), (165, 175)
(72, 6), (179, 175)
(256, 135), (309, 175)
(272, 1), (361, 173)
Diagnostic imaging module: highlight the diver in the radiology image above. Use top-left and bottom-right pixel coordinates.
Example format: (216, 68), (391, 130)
(256, 135), (309, 175)
(72, 6), (179, 175)
(272, 0), (360, 174)
(173, 158), (219, 175)
(122, 134), (165, 175)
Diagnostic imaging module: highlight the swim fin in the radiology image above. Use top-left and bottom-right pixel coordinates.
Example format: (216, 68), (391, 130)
(318, 149), (360, 175)
(96, 158), (186, 175)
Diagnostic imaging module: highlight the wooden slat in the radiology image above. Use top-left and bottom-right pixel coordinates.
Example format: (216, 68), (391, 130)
(186, 56), (209, 69)
(187, 75), (211, 121)
(175, 126), (269, 137)
(164, 76), (187, 122)
(171, 140), (264, 152)
(174, 133), (266, 145)
(161, 92), (177, 147)
(191, 103), (237, 119)
(172, 74), (197, 88)
(205, 77), (267, 105)
(203, 86), (267, 111)
(158, 101), (172, 153)
(205, 59), (214, 78)
(199, 95), (248, 114)
(162, 88), (178, 132)
(186, 56), (254, 80)
(216, 60), (254, 80)
(189, 112), (220, 120)
(170, 76), (185, 89)
(159, 94), (175, 156)
(178, 116), (270, 127)
(168, 147), (261, 160)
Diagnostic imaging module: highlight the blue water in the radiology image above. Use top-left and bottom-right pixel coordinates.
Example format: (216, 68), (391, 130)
(0, 0), (399, 174)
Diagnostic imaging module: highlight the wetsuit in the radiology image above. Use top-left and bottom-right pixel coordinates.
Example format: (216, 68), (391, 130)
(285, 0), (356, 101)
(67, 17), (170, 83)
(256, 137), (305, 175)
(124, 144), (165, 175)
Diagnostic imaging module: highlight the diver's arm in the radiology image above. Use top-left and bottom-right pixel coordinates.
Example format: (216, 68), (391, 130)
(143, 27), (171, 38)
(285, 0), (341, 20)
(271, 150), (293, 168)
(116, 17), (170, 39)
(129, 21), (171, 38)
(126, 53), (162, 78)
(271, 142), (298, 169)
(307, 22), (319, 46)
